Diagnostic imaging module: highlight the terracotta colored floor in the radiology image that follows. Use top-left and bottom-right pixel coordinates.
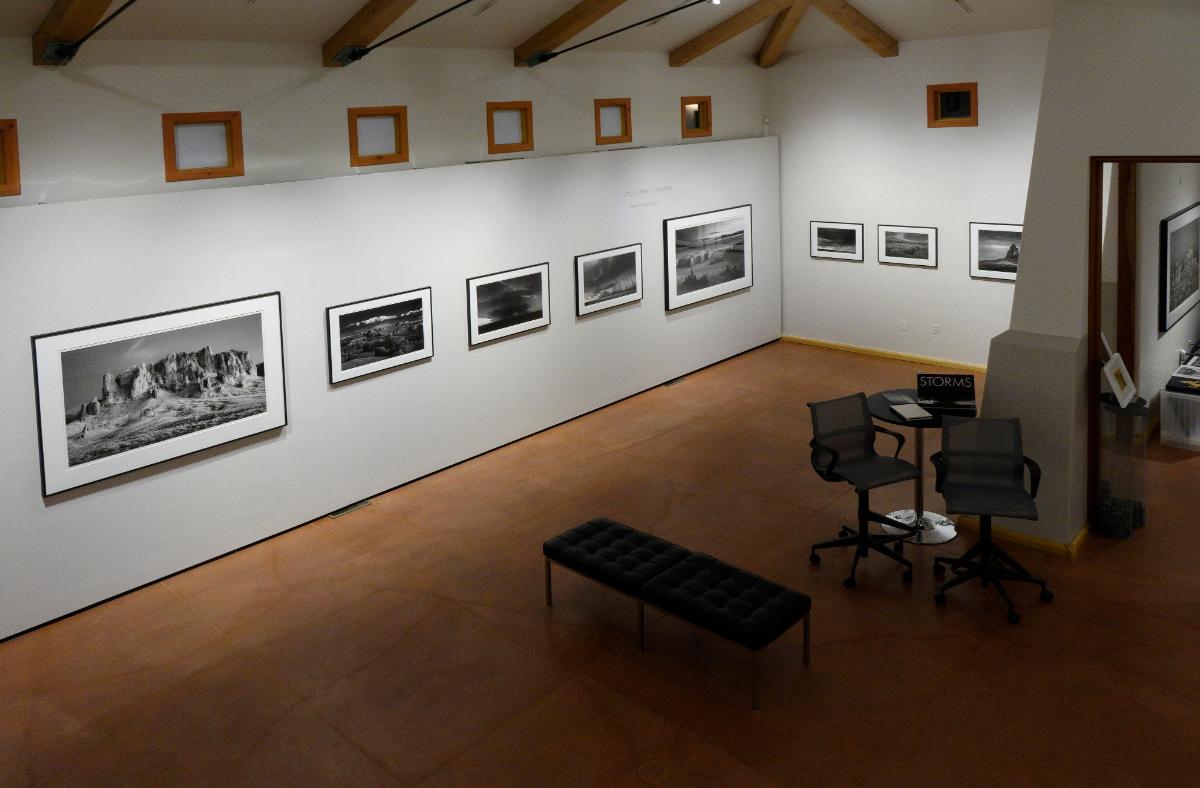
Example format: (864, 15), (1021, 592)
(2, 341), (1198, 786)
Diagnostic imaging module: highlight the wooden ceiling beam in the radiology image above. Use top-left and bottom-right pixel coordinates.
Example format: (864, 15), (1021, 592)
(670, 0), (794, 68)
(514, 0), (629, 67)
(812, 0), (897, 58)
(32, 0), (114, 65)
(757, 0), (812, 69)
(322, 0), (420, 68)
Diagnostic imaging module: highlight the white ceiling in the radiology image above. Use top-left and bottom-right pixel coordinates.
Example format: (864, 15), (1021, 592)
(1, 0), (1054, 63)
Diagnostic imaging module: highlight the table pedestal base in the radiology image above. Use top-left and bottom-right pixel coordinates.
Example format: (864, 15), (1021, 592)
(882, 510), (958, 545)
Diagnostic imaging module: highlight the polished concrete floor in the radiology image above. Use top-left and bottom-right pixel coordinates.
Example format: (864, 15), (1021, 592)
(2, 341), (1198, 786)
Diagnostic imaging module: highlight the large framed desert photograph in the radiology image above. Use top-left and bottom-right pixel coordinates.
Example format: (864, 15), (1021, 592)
(1160, 202), (1200, 331)
(969, 222), (1022, 281)
(878, 225), (938, 268)
(326, 287), (433, 384)
(575, 243), (642, 316)
(32, 292), (286, 496)
(467, 262), (551, 346)
(810, 221), (864, 262)
(664, 204), (753, 310)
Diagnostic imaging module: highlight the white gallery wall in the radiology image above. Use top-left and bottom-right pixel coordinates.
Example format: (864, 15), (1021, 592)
(0, 38), (768, 208)
(0, 137), (782, 640)
(768, 29), (1049, 366)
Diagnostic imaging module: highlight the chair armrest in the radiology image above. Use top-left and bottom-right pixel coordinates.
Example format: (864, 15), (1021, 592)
(809, 439), (841, 479)
(930, 451), (946, 494)
(1023, 456), (1042, 498)
(875, 426), (906, 458)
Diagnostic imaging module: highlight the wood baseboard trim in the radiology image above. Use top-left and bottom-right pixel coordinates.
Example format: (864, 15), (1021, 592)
(780, 335), (986, 373)
(955, 515), (1089, 559)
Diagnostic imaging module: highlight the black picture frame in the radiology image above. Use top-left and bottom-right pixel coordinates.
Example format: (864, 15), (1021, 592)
(877, 224), (938, 268)
(969, 221), (1022, 282)
(810, 221), (865, 262)
(574, 243), (643, 317)
(466, 262), (551, 346)
(663, 204), (754, 311)
(325, 286), (434, 384)
(1159, 201), (1200, 332)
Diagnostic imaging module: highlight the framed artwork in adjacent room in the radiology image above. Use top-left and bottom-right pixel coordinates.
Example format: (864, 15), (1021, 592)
(32, 293), (287, 496)
(326, 287), (433, 384)
(664, 204), (753, 310)
(1159, 201), (1200, 331)
(467, 263), (550, 345)
(810, 221), (864, 261)
(1102, 352), (1138, 408)
(878, 225), (938, 268)
(575, 243), (642, 316)
(969, 222), (1022, 281)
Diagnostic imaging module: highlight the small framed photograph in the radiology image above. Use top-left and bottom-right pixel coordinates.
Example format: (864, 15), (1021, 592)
(326, 287), (433, 384)
(1159, 201), (1200, 332)
(664, 205), (753, 310)
(32, 292), (286, 496)
(467, 262), (550, 346)
(810, 221), (864, 261)
(970, 222), (1022, 281)
(878, 225), (938, 268)
(1103, 352), (1137, 408)
(575, 243), (642, 316)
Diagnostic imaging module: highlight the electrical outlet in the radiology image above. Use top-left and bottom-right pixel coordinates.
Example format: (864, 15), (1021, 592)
(932, 324), (941, 335)
(901, 320), (909, 332)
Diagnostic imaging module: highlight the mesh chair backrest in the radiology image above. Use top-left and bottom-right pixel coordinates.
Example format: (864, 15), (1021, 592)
(808, 393), (875, 465)
(941, 416), (1024, 491)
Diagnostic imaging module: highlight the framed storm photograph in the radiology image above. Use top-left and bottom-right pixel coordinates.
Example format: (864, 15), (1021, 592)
(878, 225), (938, 268)
(467, 262), (551, 346)
(1160, 202), (1200, 331)
(32, 292), (287, 496)
(810, 221), (864, 262)
(969, 222), (1022, 281)
(326, 287), (433, 384)
(575, 243), (642, 316)
(664, 204), (753, 310)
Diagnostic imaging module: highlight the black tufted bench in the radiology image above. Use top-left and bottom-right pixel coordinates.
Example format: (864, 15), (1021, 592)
(543, 518), (811, 709)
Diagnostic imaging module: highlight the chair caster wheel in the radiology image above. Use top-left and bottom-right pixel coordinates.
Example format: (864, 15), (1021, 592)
(1040, 589), (1054, 603)
(809, 553), (821, 566)
(1007, 611), (1021, 624)
(933, 563), (946, 576)
(843, 576), (856, 589)
(902, 569), (913, 583)
(934, 592), (947, 606)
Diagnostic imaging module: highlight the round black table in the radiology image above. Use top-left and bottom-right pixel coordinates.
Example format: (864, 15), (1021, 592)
(866, 389), (958, 545)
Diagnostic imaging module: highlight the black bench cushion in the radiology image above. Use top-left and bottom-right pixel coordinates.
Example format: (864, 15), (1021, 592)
(543, 518), (692, 595)
(639, 553), (812, 652)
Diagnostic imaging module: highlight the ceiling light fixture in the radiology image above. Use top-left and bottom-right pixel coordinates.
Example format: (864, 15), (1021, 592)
(523, 0), (713, 67)
(38, 0), (141, 66)
(332, 0), (478, 66)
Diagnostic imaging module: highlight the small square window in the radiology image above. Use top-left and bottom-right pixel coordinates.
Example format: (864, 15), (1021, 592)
(594, 98), (632, 145)
(486, 101), (534, 154)
(0, 119), (19, 197)
(927, 83), (978, 128)
(162, 112), (244, 182)
(681, 96), (712, 139)
(348, 106), (409, 167)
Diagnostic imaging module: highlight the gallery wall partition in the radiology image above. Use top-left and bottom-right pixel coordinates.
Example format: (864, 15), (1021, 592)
(0, 137), (782, 640)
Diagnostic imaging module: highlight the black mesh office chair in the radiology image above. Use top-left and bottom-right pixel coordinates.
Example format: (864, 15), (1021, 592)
(931, 417), (1054, 623)
(807, 393), (919, 588)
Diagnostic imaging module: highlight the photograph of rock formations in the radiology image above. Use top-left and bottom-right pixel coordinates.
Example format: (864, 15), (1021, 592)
(61, 313), (266, 467)
(338, 297), (425, 371)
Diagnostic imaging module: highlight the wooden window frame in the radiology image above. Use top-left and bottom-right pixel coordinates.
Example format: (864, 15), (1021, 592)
(0, 119), (19, 197)
(486, 101), (534, 155)
(162, 111), (245, 182)
(347, 105), (409, 167)
(927, 82), (978, 128)
(680, 96), (712, 139)
(594, 98), (632, 146)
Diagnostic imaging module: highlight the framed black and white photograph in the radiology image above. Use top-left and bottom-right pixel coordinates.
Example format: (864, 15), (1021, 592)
(326, 287), (433, 384)
(810, 221), (864, 262)
(467, 262), (551, 346)
(1160, 202), (1200, 331)
(575, 243), (642, 316)
(664, 204), (753, 310)
(878, 225), (938, 268)
(969, 222), (1022, 281)
(32, 292), (287, 496)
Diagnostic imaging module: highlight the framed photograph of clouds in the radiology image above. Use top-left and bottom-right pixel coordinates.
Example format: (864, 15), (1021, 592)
(878, 225), (938, 268)
(810, 221), (864, 262)
(575, 243), (642, 316)
(467, 263), (550, 345)
(326, 287), (433, 384)
(664, 204), (753, 310)
(969, 222), (1022, 281)
(1160, 202), (1200, 331)
(32, 292), (287, 496)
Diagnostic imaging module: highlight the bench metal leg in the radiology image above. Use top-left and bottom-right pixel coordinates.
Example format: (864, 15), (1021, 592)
(544, 559), (552, 607)
(750, 651), (759, 710)
(637, 601), (645, 652)
(803, 612), (810, 667)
